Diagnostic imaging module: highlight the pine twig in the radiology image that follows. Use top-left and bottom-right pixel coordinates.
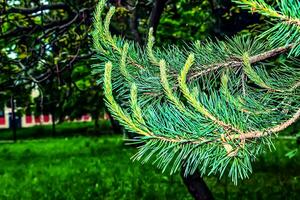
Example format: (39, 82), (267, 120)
(188, 44), (294, 80)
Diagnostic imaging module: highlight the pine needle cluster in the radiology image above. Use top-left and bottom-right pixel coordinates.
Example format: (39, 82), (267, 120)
(92, 0), (300, 184)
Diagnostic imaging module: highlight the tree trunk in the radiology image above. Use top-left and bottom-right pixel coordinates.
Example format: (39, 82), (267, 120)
(94, 113), (99, 133)
(149, 0), (169, 36)
(106, 111), (123, 134)
(181, 169), (214, 200)
(10, 95), (17, 142)
(51, 109), (56, 137)
(129, 7), (142, 44)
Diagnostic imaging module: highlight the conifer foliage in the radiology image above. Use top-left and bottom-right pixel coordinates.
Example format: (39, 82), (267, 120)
(92, 0), (300, 184)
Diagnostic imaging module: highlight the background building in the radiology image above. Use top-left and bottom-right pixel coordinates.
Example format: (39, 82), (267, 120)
(0, 106), (91, 129)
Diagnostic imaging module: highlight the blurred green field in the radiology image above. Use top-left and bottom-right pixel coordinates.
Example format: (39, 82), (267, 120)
(0, 125), (299, 199)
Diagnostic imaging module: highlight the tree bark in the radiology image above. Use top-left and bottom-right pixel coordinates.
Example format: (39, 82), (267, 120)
(106, 111), (123, 134)
(94, 109), (100, 133)
(129, 7), (142, 44)
(10, 95), (17, 142)
(149, 0), (169, 36)
(181, 169), (214, 200)
(51, 109), (56, 137)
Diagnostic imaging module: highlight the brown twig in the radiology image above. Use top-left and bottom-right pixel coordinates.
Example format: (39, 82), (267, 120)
(229, 108), (300, 140)
(188, 44), (295, 81)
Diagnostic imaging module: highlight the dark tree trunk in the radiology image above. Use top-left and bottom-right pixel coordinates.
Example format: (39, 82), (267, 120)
(106, 111), (123, 134)
(94, 111), (100, 133)
(51, 109), (56, 137)
(129, 7), (142, 44)
(10, 95), (17, 142)
(94, 117), (99, 129)
(149, 0), (169, 36)
(181, 169), (214, 200)
(92, 91), (102, 134)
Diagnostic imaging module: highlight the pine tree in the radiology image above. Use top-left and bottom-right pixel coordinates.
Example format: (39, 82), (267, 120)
(92, 0), (300, 185)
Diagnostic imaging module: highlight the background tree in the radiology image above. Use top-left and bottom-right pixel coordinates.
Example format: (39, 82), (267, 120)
(1, 0), (263, 136)
(1, 0), (102, 133)
(0, 0), (173, 133)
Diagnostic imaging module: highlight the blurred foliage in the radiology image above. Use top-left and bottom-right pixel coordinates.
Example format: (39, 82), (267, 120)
(156, 0), (214, 44)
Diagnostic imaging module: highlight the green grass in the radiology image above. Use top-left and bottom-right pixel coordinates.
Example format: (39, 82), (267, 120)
(0, 136), (192, 200)
(0, 131), (299, 199)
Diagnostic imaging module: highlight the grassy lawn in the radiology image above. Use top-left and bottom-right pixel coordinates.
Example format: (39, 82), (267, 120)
(0, 130), (299, 199)
(0, 136), (192, 200)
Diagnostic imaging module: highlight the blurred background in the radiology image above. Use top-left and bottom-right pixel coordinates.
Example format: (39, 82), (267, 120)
(0, 0), (299, 199)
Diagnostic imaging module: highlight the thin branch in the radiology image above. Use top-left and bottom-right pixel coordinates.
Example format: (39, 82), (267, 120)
(149, 107), (300, 146)
(188, 44), (295, 81)
(230, 108), (300, 140)
(3, 3), (71, 15)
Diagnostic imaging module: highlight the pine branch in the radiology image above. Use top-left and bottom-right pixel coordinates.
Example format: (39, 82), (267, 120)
(179, 54), (244, 135)
(93, 2), (145, 70)
(132, 105), (300, 146)
(93, 0), (300, 184)
(234, 0), (300, 56)
(233, 0), (300, 26)
(103, 62), (150, 136)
